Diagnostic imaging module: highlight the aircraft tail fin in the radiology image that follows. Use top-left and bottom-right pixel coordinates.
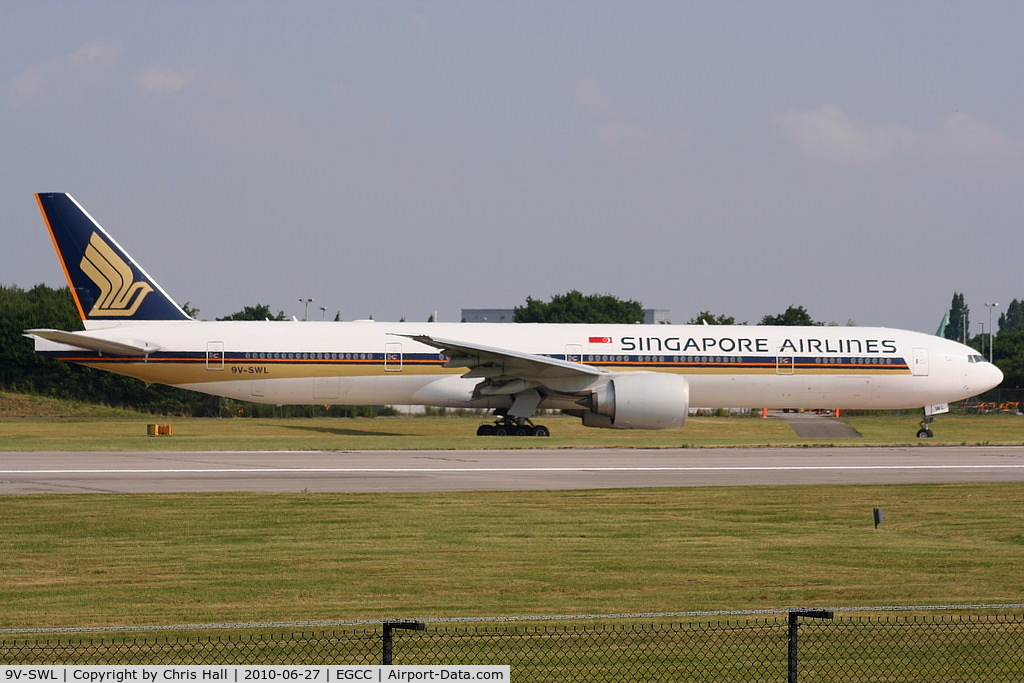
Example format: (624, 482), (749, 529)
(35, 193), (192, 324)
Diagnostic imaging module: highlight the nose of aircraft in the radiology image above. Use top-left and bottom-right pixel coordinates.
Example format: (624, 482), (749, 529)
(978, 361), (1004, 394)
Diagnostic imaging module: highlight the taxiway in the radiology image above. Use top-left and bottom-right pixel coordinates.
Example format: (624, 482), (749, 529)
(2, 446), (1024, 494)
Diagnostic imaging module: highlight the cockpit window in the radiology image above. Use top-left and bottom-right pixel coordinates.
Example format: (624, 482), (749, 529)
(967, 355), (987, 363)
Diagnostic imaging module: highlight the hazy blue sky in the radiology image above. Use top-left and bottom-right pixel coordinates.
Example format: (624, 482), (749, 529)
(4, 2), (1022, 333)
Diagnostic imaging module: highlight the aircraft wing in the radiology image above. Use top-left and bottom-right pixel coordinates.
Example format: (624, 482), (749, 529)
(26, 329), (161, 356)
(400, 333), (608, 395)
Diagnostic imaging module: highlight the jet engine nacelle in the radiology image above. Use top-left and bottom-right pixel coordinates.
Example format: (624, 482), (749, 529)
(584, 372), (690, 430)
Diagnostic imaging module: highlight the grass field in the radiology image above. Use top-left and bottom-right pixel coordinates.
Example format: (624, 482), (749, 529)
(2, 412), (1023, 451)
(1, 392), (1022, 634)
(1, 483), (1023, 630)
(3, 389), (1023, 450)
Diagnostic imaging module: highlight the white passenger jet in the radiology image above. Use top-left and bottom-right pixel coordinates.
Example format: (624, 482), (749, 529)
(27, 193), (1003, 437)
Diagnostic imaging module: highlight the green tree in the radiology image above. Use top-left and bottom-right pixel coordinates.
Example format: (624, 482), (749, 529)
(0, 284), (211, 414)
(989, 299), (1024, 389)
(217, 304), (287, 321)
(998, 299), (1024, 334)
(0, 284), (82, 391)
(944, 292), (970, 343)
(992, 331), (1024, 388)
(514, 290), (644, 323)
(759, 305), (817, 326)
(687, 310), (738, 325)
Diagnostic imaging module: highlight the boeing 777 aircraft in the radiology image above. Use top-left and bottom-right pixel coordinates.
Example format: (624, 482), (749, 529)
(28, 193), (1003, 437)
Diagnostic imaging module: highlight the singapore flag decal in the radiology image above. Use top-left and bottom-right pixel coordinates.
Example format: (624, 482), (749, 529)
(588, 336), (613, 344)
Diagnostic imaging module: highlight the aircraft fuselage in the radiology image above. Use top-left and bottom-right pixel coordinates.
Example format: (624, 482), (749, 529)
(34, 320), (1000, 413)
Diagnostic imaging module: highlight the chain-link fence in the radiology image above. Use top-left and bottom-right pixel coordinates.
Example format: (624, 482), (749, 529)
(3, 611), (1023, 681)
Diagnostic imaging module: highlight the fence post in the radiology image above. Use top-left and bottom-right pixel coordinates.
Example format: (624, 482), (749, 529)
(381, 620), (426, 665)
(788, 610), (833, 683)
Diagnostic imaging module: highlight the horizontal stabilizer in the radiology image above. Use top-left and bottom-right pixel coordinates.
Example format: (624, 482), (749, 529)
(27, 329), (160, 356)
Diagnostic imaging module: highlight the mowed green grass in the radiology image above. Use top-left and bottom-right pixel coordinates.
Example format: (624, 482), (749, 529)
(2, 412), (1023, 451)
(3, 389), (1023, 449)
(2, 483), (1023, 629)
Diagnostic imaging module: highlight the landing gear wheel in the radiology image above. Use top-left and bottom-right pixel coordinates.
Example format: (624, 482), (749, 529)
(475, 413), (551, 437)
(917, 413), (937, 439)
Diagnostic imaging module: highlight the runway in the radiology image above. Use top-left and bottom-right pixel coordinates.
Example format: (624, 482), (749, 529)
(3, 446), (1024, 493)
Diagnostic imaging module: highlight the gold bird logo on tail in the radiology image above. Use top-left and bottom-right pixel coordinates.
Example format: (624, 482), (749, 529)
(80, 232), (154, 316)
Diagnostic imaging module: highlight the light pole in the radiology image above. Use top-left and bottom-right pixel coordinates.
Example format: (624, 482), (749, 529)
(985, 302), (999, 363)
(320, 306), (327, 321)
(299, 298), (314, 321)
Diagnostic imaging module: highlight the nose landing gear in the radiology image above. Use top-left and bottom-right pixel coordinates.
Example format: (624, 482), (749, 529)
(916, 403), (948, 438)
(916, 415), (935, 438)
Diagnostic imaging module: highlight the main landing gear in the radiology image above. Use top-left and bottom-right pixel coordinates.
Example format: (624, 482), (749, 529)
(476, 413), (550, 437)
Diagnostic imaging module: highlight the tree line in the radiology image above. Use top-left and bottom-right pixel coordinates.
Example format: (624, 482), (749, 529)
(515, 291), (820, 327)
(1, 285), (1015, 414)
(942, 292), (1024, 388)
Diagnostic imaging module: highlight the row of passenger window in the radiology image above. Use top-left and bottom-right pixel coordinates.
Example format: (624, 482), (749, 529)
(242, 352), (375, 360)
(237, 352), (901, 365)
(587, 355), (900, 365)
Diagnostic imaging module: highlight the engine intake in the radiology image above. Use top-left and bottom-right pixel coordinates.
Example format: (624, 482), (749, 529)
(585, 372), (690, 430)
